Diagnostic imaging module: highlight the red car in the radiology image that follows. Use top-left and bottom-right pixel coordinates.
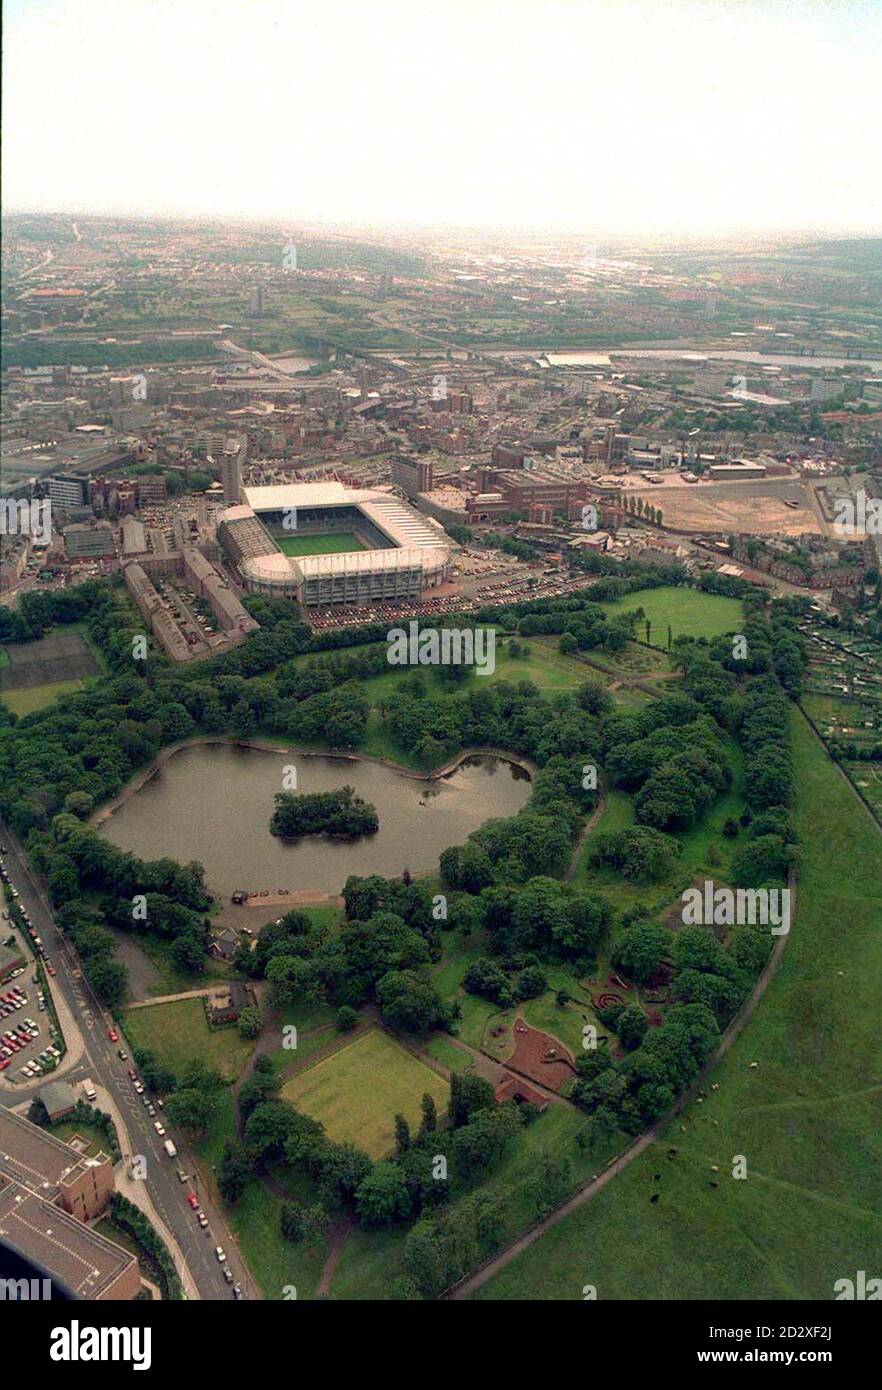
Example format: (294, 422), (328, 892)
(107, 1026), (118, 1042)
(187, 1192), (199, 1210)
(128, 1068), (138, 1081)
(0, 1059), (9, 1071)
(46, 964), (56, 977)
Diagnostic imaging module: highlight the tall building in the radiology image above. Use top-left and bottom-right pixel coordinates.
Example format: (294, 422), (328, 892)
(221, 437), (245, 504)
(391, 453), (433, 497)
(47, 475), (89, 509)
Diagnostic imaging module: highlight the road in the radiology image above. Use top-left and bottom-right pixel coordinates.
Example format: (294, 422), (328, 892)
(0, 819), (253, 1302)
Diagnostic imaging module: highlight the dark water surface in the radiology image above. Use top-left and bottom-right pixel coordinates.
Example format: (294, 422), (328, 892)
(99, 744), (530, 896)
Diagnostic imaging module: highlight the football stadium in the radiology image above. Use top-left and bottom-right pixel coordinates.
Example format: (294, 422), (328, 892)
(218, 482), (451, 609)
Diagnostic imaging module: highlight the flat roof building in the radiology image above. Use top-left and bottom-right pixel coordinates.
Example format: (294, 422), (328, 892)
(0, 1175), (139, 1300)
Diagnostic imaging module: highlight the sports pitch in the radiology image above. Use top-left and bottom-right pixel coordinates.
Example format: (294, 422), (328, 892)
(282, 1028), (449, 1157)
(274, 530), (367, 557)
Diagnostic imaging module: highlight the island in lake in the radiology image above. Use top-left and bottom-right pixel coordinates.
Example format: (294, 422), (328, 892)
(270, 785), (379, 842)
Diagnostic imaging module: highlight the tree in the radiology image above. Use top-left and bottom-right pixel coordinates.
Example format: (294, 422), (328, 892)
(449, 1073), (494, 1128)
(169, 930), (206, 974)
(356, 1162), (412, 1228)
(85, 956), (128, 1008)
(611, 923), (668, 984)
(578, 1104), (618, 1150)
(237, 1005), (262, 1040)
(64, 790), (94, 819)
(418, 1092), (437, 1138)
(165, 1087), (219, 1139)
(336, 1005), (359, 1032)
(394, 1113), (411, 1155)
(218, 1140), (251, 1204)
(451, 1104), (522, 1178)
(617, 1004), (649, 1050)
(28, 1097), (50, 1127)
(375, 970), (452, 1034)
(518, 965), (547, 1000)
(316, 1143), (373, 1210)
(525, 1152), (573, 1218)
(280, 1200), (328, 1244)
(244, 1100), (298, 1164)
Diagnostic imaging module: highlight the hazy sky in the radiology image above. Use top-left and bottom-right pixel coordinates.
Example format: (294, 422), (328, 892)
(3, 0), (880, 236)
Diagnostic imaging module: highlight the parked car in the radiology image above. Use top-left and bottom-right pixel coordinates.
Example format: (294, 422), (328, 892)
(215, 1246), (227, 1263)
(107, 1027), (118, 1042)
(187, 1192), (199, 1210)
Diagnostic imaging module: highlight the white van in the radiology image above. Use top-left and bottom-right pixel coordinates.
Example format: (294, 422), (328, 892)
(163, 1138), (178, 1158)
(82, 1079), (97, 1102)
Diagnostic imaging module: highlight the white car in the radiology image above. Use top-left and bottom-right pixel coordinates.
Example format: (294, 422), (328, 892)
(215, 1246), (227, 1263)
(153, 1121), (165, 1136)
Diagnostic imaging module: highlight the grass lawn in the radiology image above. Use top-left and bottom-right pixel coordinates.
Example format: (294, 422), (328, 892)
(423, 1034), (475, 1074)
(472, 709), (882, 1299)
(51, 1119), (114, 1158)
(274, 530), (366, 556)
(122, 998), (254, 1081)
(2, 678), (90, 716)
(598, 585), (743, 646)
(282, 1028), (449, 1158)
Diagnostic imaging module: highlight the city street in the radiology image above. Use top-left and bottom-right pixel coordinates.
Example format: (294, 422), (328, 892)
(0, 819), (255, 1301)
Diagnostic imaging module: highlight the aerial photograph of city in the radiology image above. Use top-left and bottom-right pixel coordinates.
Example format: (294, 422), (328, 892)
(0, 0), (879, 1367)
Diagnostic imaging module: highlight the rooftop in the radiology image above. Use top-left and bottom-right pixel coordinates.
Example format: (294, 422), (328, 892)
(0, 1176), (134, 1299)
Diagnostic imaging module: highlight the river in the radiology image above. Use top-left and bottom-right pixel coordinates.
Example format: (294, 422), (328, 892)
(97, 743), (531, 898)
(541, 348), (882, 370)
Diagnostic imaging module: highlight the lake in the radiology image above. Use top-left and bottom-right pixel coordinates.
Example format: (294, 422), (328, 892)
(98, 743), (531, 897)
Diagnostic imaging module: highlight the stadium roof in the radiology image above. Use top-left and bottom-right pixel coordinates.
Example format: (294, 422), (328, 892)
(240, 481), (449, 557)
(242, 482), (352, 511)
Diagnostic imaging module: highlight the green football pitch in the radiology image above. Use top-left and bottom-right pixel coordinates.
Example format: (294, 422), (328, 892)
(274, 530), (367, 556)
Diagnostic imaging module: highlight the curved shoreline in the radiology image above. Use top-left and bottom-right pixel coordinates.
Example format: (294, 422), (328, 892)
(89, 735), (536, 830)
